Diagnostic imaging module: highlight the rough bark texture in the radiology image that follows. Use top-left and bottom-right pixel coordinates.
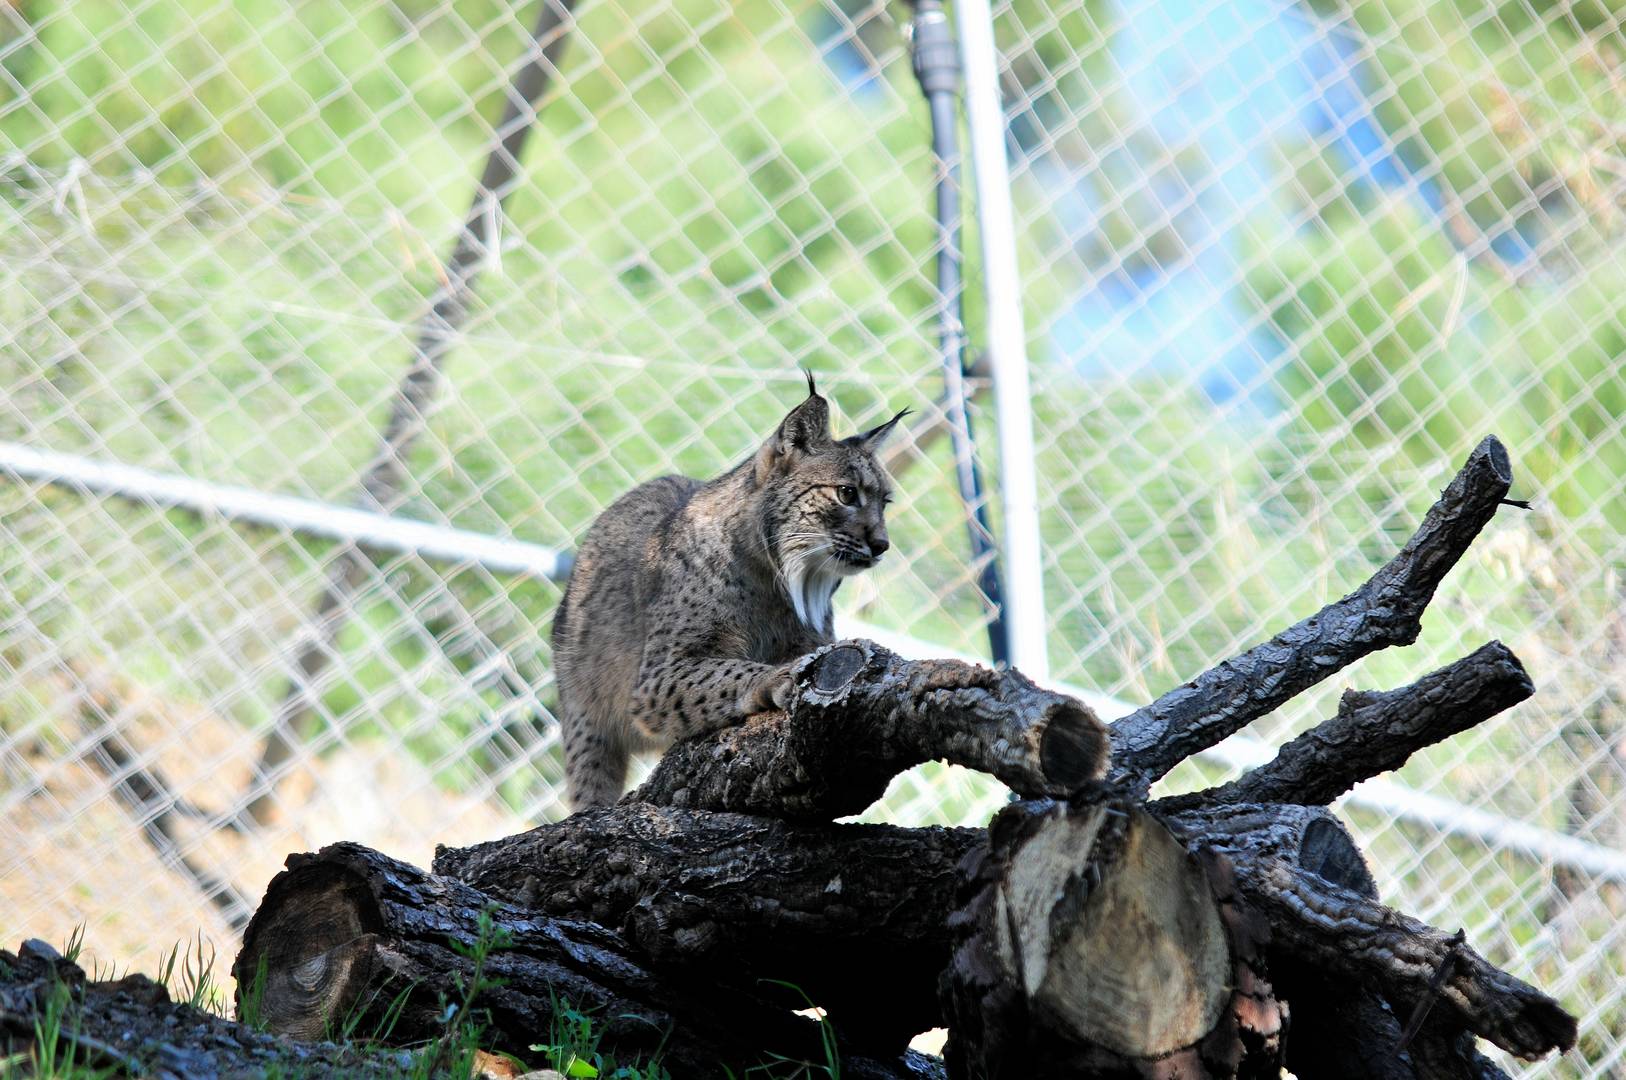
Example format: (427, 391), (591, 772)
(939, 799), (1285, 1080)
(1108, 435), (1513, 795)
(434, 803), (980, 1049)
(1163, 641), (1534, 811)
(1162, 801), (1379, 898)
(1164, 803), (1467, 1080)
(1230, 851), (1575, 1059)
(232, 842), (946, 1079)
(632, 638), (1107, 819)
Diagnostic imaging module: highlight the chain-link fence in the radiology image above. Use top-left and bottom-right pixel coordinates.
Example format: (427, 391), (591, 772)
(1, 0), (1622, 1072)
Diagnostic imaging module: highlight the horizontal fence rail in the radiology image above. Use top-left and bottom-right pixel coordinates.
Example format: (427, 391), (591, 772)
(8, 446), (1624, 886)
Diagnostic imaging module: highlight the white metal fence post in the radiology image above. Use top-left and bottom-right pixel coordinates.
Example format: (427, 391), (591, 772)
(952, 0), (1050, 683)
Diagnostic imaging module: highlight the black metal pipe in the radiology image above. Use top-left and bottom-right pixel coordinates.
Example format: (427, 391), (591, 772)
(909, 0), (1009, 666)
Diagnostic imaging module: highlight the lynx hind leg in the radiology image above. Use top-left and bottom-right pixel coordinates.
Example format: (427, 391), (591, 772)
(561, 706), (631, 811)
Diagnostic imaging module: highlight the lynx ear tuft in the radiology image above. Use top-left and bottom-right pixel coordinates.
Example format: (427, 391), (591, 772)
(778, 383), (831, 452)
(804, 368), (818, 398)
(754, 378), (832, 483)
(860, 407), (912, 449)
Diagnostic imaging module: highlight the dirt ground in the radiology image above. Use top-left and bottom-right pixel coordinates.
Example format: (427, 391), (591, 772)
(1, 665), (529, 996)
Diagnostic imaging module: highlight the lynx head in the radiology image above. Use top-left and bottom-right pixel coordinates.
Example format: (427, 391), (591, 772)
(752, 373), (908, 633)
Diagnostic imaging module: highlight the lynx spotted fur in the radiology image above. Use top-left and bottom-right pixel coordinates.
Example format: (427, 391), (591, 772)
(552, 376), (905, 809)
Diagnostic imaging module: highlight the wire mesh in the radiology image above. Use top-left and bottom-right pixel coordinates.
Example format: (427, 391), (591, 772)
(0, 0), (1620, 1071)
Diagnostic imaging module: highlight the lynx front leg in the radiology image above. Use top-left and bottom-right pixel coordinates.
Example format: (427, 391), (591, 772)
(628, 656), (791, 744)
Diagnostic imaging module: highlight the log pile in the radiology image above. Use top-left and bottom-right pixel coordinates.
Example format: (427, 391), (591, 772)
(146, 436), (1576, 1075)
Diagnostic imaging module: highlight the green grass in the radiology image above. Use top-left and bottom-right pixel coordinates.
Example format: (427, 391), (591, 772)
(155, 931), (227, 1015)
(531, 992), (675, 1080)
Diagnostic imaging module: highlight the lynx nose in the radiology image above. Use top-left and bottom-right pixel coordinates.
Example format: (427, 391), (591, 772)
(868, 534), (890, 557)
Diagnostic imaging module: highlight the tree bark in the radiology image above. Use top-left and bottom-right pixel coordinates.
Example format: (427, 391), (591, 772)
(1108, 435), (1514, 796)
(434, 803), (981, 1049)
(1227, 851), (1575, 1060)
(434, 800), (1577, 1074)
(1161, 641), (1534, 812)
(631, 638), (1107, 819)
(939, 799), (1285, 1080)
(231, 842), (947, 1077)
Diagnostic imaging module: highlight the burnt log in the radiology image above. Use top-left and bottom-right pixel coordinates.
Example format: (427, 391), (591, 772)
(1230, 851), (1575, 1061)
(434, 803), (981, 1050)
(632, 638), (1107, 819)
(1108, 435), (1513, 796)
(232, 841), (947, 1078)
(939, 799), (1285, 1079)
(1161, 641), (1535, 812)
(219, 433), (1578, 1079)
(1161, 803), (1548, 1080)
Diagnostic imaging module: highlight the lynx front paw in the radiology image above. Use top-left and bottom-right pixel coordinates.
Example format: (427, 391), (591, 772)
(740, 667), (795, 716)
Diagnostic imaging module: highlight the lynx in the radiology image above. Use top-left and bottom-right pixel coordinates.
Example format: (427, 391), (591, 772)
(551, 376), (906, 809)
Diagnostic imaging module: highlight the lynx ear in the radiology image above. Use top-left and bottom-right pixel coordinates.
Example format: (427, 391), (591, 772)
(753, 374), (831, 482)
(860, 407), (911, 449)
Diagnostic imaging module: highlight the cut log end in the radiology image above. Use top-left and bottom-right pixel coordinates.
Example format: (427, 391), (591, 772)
(1037, 699), (1111, 794)
(232, 861), (379, 1040)
(805, 642), (869, 695)
(1474, 434), (1512, 487)
(1019, 807), (1231, 1057)
(943, 801), (1284, 1078)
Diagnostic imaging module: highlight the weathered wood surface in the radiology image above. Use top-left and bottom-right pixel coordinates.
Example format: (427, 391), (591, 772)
(1162, 802), (1560, 1079)
(435, 802), (980, 1048)
(631, 637), (1107, 819)
(233, 841), (947, 1079)
(1161, 641), (1535, 812)
(939, 799), (1284, 1079)
(1232, 850), (1576, 1060)
(1108, 435), (1514, 796)
(434, 799), (1576, 1074)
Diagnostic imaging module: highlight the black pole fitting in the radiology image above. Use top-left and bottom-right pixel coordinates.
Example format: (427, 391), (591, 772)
(902, 0), (1011, 667)
(910, 0), (962, 97)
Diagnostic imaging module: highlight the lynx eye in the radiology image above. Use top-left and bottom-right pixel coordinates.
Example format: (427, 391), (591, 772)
(835, 485), (859, 506)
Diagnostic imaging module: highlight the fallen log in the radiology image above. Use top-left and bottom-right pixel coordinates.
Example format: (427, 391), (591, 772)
(1169, 800), (1574, 1060)
(631, 638), (1107, 819)
(1230, 850), (1574, 1060)
(434, 803), (979, 1049)
(0, 939), (417, 1078)
(222, 434), (1577, 1079)
(1161, 802), (1541, 1080)
(233, 840), (947, 1078)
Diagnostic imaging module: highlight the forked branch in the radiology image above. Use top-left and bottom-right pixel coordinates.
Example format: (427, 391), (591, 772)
(1160, 640), (1534, 811)
(1109, 435), (1514, 794)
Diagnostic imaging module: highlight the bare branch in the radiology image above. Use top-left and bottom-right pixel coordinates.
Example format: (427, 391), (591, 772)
(1159, 641), (1534, 811)
(1109, 435), (1514, 794)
